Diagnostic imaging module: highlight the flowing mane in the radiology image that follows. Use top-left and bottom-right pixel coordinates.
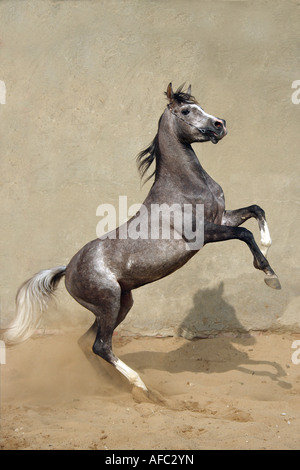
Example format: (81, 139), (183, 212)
(136, 119), (161, 184)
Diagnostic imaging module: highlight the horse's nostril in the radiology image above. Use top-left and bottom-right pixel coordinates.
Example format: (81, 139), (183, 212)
(214, 120), (223, 129)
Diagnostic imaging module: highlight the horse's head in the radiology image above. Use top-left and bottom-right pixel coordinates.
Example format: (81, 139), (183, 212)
(166, 83), (227, 144)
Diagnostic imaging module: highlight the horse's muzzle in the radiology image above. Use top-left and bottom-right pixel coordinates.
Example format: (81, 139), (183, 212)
(208, 118), (227, 144)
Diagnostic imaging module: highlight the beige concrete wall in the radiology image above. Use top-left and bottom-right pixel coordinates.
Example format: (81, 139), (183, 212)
(1, 0), (300, 337)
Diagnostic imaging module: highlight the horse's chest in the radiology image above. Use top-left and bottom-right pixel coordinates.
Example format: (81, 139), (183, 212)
(202, 180), (225, 224)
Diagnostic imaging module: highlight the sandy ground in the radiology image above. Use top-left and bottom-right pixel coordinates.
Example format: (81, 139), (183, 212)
(1, 330), (300, 450)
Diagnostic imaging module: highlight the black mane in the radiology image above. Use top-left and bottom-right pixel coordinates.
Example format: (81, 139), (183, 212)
(136, 134), (159, 184)
(136, 115), (162, 184)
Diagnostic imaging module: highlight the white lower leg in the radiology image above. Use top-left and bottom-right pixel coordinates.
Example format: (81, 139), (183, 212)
(260, 221), (272, 257)
(114, 358), (148, 391)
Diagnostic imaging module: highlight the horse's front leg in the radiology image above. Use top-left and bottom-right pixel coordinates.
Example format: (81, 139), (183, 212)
(222, 205), (272, 257)
(204, 222), (281, 289)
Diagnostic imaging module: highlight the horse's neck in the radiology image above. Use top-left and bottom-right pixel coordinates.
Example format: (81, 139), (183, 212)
(144, 111), (225, 224)
(153, 113), (210, 193)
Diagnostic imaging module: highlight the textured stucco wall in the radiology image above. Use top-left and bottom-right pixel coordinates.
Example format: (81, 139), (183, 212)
(1, 0), (300, 337)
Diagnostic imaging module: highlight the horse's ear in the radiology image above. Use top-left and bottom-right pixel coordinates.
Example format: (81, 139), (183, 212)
(166, 82), (174, 102)
(187, 84), (192, 96)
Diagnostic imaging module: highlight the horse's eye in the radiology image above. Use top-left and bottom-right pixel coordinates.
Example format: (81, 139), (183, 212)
(181, 109), (190, 116)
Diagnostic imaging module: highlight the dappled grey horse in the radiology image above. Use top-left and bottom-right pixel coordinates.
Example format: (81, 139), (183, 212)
(3, 84), (280, 392)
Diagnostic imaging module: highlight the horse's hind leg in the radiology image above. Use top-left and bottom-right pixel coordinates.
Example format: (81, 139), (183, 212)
(77, 320), (99, 369)
(79, 291), (132, 347)
(110, 290), (148, 390)
(76, 286), (147, 391)
(93, 312), (148, 392)
(115, 290), (134, 328)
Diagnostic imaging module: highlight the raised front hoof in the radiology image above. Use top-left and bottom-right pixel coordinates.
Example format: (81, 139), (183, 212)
(264, 274), (281, 290)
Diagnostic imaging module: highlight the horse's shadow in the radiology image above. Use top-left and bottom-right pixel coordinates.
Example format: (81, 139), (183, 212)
(120, 282), (290, 388)
(177, 281), (245, 339)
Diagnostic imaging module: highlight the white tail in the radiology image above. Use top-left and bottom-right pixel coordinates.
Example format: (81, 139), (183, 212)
(2, 266), (66, 345)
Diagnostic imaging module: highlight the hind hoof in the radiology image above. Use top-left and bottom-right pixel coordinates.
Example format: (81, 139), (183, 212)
(264, 274), (281, 290)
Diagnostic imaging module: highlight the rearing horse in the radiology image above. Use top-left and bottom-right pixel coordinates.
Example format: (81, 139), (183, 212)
(3, 84), (281, 392)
